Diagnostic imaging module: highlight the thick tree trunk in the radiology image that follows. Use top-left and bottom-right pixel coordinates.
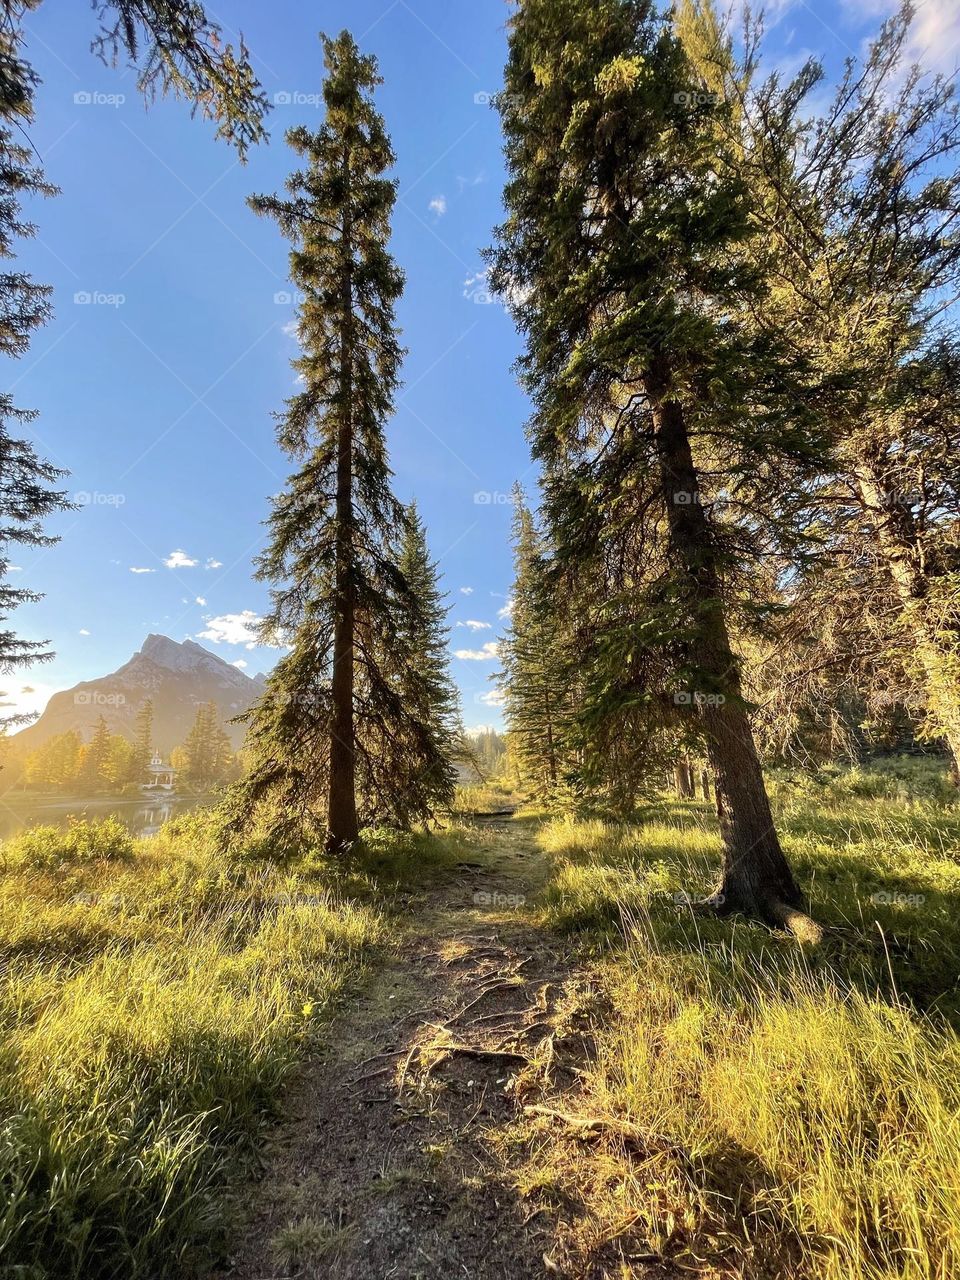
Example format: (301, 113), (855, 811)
(646, 351), (819, 940)
(854, 458), (960, 782)
(327, 199), (359, 855)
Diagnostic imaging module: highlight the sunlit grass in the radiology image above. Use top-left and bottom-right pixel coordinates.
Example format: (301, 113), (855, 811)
(524, 765), (960, 1278)
(0, 815), (386, 1279)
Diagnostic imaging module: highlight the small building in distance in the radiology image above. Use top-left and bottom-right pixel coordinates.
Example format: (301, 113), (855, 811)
(142, 751), (177, 793)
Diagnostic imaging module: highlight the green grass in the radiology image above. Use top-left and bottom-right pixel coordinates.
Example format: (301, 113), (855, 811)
(525, 763), (960, 1279)
(0, 814), (387, 1279)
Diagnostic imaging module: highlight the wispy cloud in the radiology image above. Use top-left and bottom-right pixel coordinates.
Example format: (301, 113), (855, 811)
(129, 566), (155, 574)
(428, 194), (447, 217)
(459, 586), (474, 595)
(457, 619), (491, 631)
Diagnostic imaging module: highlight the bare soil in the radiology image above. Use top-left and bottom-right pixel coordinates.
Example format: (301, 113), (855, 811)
(217, 822), (601, 1280)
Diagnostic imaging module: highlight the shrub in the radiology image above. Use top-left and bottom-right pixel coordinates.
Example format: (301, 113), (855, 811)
(3, 818), (136, 871)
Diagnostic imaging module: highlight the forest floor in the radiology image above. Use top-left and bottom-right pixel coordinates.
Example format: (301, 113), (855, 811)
(222, 818), (614, 1280)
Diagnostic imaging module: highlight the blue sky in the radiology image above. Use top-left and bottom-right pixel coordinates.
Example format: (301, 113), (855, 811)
(5, 0), (958, 731)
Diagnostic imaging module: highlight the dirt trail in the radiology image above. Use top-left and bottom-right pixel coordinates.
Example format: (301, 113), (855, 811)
(222, 821), (597, 1279)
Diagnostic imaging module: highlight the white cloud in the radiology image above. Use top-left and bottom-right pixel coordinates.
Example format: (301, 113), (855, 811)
(465, 723), (498, 736)
(197, 611), (282, 650)
(477, 688), (505, 707)
(454, 641), (499, 661)
(195, 596), (207, 606)
(457, 619), (491, 631)
(8, 565), (22, 573)
(78, 628), (90, 636)
(428, 195), (447, 217)
(497, 598), (514, 621)
(205, 558), (223, 570)
(232, 659), (248, 669)
(164, 549), (198, 569)
(459, 586), (474, 595)
(129, 566), (155, 574)
(281, 319), (299, 338)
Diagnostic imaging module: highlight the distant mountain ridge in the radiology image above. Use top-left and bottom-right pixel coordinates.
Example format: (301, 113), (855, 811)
(12, 634), (266, 752)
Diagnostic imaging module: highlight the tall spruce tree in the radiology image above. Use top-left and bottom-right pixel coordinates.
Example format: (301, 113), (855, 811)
(499, 488), (569, 799)
(132, 698), (154, 780)
(233, 32), (447, 852)
(489, 0), (824, 936)
(389, 501), (461, 819)
(181, 702), (232, 789)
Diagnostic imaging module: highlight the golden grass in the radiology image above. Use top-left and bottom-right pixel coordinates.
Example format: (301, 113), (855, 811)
(522, 779), (960, 1278)
(0, 815), (386, 1279)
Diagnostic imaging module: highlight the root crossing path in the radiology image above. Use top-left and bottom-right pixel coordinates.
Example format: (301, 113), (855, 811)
(222, 822), (604, 1280)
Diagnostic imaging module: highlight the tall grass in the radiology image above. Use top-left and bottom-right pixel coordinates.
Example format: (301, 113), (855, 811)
(529, 771), (960, 1279)
(0, 816), (385, 1278)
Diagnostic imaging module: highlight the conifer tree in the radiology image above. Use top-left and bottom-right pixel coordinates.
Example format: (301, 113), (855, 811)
(132, 699), (154, 781)
(390, 501), (460, 819)
(499, 489), (569, 799)
(489, 0), (823, 936)
(734, 8), (960, 779)
(233, 32), (440, 852)
(181, 702), (232, 788)
(79, 717), (112, 792)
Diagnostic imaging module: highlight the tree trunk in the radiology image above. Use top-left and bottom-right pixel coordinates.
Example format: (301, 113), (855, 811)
(327, 196), (359, 855)
(674, 758), (694, 798)
(646, 351), (818, 940)
(854, 457), (960, 781)
(698, 767), (711, 801)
